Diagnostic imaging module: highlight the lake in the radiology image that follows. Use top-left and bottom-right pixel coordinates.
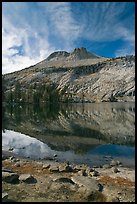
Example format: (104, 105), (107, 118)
(2, 102), (135, 168)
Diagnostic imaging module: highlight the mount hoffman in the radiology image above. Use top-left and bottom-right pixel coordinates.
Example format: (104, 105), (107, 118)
(3, 47), (135, 103)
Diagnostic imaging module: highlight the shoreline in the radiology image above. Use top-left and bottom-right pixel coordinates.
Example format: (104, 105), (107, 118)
(2, 150), (135, 202)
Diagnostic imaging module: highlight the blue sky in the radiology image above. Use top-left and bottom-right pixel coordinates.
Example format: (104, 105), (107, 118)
(2, 2), (135, 74)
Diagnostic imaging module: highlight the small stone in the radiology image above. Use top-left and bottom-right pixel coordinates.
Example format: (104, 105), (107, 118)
(12, 158), (18, 162)
(9, 156), (15, 160)
(86, 167), (94, 176)
(66, 161), (70, 165)
(113, 167), (119, 173)
(53, 154), (57, 157)
(78, 169), (87, 176)
(2, 192), (8, 202)
(59, 164), (73, 172)
(91, 170), (100, 177)
(116, 160), (122, 165)
(119, 164), (124, 167)
(9, 147), (14, 151)
(42, 164), (50, 169)
(93, 165), (98, 168)
(110, 160), (122, 166)
(103, 164), (111, 169)
(15, 163), (20, 167)
(54, 177), (75, 184)
(19, 174), (37, 183)
(74, 164), (87, 172)
(98, 183), (104, 192)
(49, 165), (59, 172)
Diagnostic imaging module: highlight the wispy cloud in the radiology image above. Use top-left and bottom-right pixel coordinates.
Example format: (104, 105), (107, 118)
(2, 2), (135, 74)
(2, 2), (55, 74)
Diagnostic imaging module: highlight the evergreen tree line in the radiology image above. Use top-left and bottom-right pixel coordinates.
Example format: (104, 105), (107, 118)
(2, 79), (74, 104)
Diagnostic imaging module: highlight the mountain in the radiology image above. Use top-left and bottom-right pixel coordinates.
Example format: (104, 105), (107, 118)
(46, 47), (100, 62)
(2, 48), (135, 103)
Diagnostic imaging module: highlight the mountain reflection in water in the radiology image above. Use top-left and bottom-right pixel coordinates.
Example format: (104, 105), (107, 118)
(2, 102), (135, 167)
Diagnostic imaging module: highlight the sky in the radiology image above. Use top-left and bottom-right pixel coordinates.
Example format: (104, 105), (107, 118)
(2, 2), (135, 74)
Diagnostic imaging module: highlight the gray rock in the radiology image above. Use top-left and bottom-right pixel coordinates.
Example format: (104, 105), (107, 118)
(42, 164), (51, 169)
(91, 170), (100, 177)
(93, 165), (98, 168)
(54, 177), (75, 184)
(2, 192), (8, 202)
(2, 167), (14, 173)
(113, 167), (119, 173)
(9, 147), (14, 151)
(110, 160), (121, 166)
(15, 162), (20, 167)
(9, 156), (15, 161)
(74, 164), (87, 171)
(12, 158), (20, 162)
(85, 167), (94, 176)
(19, 174), (37, 183)
(78, 169), (87, 176)
(53, 154), (57, 157)
(2, 172), (19, 183)
(71, 175), (100, 191)
(59, 164), (73, 172)
(49, 165), (59, 172)
(103, 164), (111, 169)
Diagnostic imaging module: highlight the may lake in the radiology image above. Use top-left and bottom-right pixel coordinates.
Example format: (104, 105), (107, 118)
(2, 102), (135, 168)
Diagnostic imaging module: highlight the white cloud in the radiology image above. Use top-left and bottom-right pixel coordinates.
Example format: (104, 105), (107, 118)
(2, 4), (55, 74)
(2, 2), (135, 74)
(81, 2), (134, 43)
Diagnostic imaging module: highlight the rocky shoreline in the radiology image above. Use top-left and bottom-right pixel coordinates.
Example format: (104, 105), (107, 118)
(2, 150), (135, 202)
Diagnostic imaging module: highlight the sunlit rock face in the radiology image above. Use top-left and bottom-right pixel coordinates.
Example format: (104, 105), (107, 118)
(3, 48), (135, 103)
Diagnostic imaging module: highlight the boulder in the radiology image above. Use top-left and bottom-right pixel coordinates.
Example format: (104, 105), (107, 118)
(9, 147), (14, 151)
(2, 172), (19, 183)
(42, 164), (51, 169)
(90, 170), (100, 177)
(103, 164), (111, 169)
(54, 177), (75, 184)
(49, 165), (59, 172)
(59, 164), (73, 172)
(19, 174), (37, 183)
(113, 167), (120, 173)
(78, 169), (87, 176)
(110, 160), (122, 166)
(2, 192), (8, 202)
(71, 175), (100, 191)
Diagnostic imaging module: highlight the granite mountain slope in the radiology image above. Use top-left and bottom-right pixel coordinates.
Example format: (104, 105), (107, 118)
(3, 48), (135, 103)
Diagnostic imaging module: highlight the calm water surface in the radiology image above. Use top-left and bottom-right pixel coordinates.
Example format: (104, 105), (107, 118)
(2, 102), (135, 168)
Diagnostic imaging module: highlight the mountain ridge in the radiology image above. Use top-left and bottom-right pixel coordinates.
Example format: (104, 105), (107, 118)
(2, 48), (135, 103)
(45, 47), (100, 62)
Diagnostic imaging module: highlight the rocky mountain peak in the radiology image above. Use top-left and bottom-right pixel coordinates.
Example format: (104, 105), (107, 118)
(45, 47), (100, 62)
(69, 47), (99, 60)
(46, 51), (69, 61)
(73, 47), (87, 53)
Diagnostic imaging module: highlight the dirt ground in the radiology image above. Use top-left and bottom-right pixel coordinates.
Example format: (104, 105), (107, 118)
(2, 151), (135, 202)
